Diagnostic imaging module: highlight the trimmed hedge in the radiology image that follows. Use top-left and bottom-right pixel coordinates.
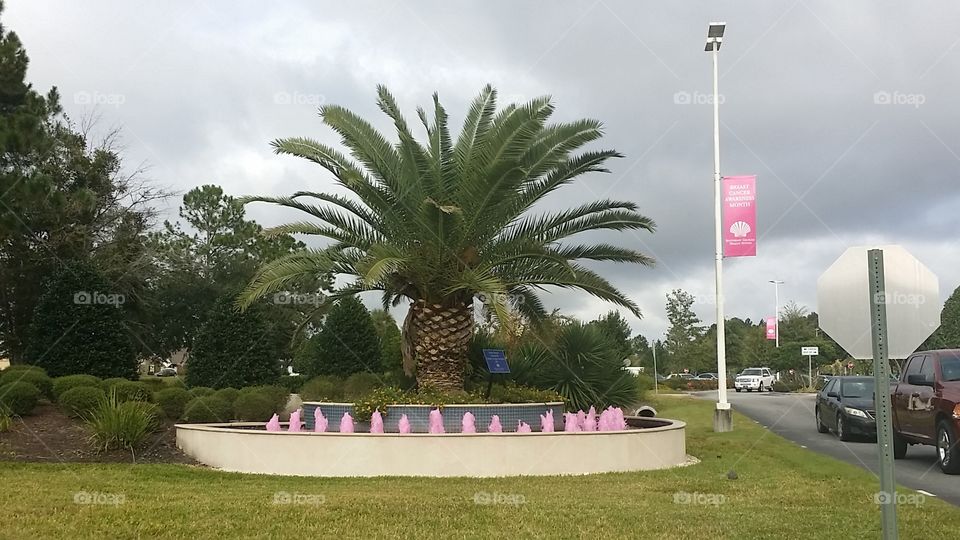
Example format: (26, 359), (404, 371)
(112, 381), (152, 403)
(278, 375), (304, 394)
(0, 382), (40, 415)
(181, 396), (233, 423)
(100, 378), (130, 392)
(239, 385), (289, 413)
(52, 375), (101, 401)
(213, 388), (241, 405)
(300, 376), (343, 401)
(189, 387), (215, 398)
(0, 369), (53, 401)
(233, 392), (276, 422)
(342, 372), (381, 400)
(154, 388), (192, 419)
(59, 386), (106, 418)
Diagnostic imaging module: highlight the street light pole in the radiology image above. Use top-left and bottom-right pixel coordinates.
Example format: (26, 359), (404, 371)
(769, 279), (784, 347)
(706, 22), (732, 433)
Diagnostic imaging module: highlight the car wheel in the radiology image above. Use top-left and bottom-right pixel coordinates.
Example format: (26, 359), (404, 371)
(735, 388), (741, 392)
(758, 383), (763, 393)
(893, 431), (907, 459)
(937, 421), (960, 474)
(837, 415), (852, 442)
(816, 407), (828, 434)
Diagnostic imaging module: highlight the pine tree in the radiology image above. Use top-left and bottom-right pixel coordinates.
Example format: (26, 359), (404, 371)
(301, 297), (381, 378)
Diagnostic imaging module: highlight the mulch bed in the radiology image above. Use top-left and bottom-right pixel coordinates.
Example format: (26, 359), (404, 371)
(0, 403), (198, 465)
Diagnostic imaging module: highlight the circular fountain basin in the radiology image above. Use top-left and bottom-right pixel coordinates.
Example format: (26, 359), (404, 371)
(175, 416), (687, 477)
(302, 401), (567, 432)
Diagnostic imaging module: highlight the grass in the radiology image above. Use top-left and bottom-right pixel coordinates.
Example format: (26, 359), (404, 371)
(0, 398), (957, 538)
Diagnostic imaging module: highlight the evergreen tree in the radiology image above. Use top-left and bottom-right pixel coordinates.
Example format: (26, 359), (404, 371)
(186, 294), (284, 389)
(300, 297), (381, 378)
(589, 311), (633, 361)
(25, 262), (136, 378)
(370, 309), (403, 373)
(664, 289), (703, 371)
(922, 285), (960, 350)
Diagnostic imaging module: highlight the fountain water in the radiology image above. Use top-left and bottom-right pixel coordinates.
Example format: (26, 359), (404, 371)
(398, 414), (412, 434)
(563, 412), (579, 432)
(370, 410), (384, 434)
(288, 409), (302, 432)
(516, 421), (532, 433)
(428, 409), (445, 433)
(339, 412), (355, 433)
(540, 410), (554, 432)
(488, 415), (502, 433)
(314, 409), (328, 433)
(461, 411), (476, 433)
(265, 414), (281, 432)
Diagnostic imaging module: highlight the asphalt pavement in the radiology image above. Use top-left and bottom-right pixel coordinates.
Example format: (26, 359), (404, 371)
(692, 390), (960, 506)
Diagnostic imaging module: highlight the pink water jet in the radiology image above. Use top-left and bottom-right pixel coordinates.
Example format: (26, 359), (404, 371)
(540, 410), (554, 432)
(370, 410), (384, 434)
(428, 409), (445, 433)
(576, 410), (586, 430)
(488, 415), (503, 433)
(288, 409), (302, 432)
(461, 412), (476, 433)
(265, 414), (281, 432)
(516, 421), (532, 433)
(613, 407), (627, 430)
(583, 407), (597, 431)
(313, 409), (328, 433)
(564, 412), (580, 432)
(339, 412), (354, 433)
(398, 414), (412, 434)
(598, 408), (614, 431)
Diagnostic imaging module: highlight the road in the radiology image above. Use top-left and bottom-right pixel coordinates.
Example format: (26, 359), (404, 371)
(692, 390), (960, 506)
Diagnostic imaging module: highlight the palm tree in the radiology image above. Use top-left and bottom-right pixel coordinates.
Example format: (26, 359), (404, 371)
(239, 85), (655, 391)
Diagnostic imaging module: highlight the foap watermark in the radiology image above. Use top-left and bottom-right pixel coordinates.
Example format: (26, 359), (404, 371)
(274, 91), (325, 106)
(673, 491), (726, 506)
(873, 292), (926, 306)
(74, 91), (126, 108)
(272, 491), (326, 505)
(674, 90), (724, 106)
(472, 491), (526, 506)
(474, 292), (525, 306)
(874, 491), (925, 507)
(73, 491), (125, 506)
(873, 91), (925, 108)
(74, 291), (125, 308)
(272, 292), (326, 306)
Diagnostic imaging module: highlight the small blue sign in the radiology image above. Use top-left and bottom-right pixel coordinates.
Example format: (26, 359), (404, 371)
(482, 349), (510, 374)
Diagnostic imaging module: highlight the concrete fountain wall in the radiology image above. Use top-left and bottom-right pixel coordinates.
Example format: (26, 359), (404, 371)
(175, 416), (687, 477)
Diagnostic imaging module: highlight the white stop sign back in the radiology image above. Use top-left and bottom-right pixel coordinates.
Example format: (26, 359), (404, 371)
(817, 245), (940, 359)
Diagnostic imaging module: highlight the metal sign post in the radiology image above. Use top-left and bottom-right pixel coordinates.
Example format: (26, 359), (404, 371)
(868, 249), (898, 539)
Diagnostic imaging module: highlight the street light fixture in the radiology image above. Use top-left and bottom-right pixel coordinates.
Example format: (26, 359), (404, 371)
(705, 21), (732, 433)
(769, 280), (784, 347)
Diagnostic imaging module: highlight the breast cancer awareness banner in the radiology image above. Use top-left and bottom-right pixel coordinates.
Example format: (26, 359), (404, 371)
(765, 317), (777, 340)
(722, 175), (757, 257)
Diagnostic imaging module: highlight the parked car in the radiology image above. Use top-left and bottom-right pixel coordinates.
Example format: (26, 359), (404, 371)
(891, 349), (960, 474)
(815, 376), (876, 441)
(667, 373), (694, 380)
(156, 367), (177, 377)
(735, 367), (774, 392)
(693, 373), (718, 380)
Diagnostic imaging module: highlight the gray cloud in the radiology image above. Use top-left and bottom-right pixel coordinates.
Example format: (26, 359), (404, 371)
(8, 0), (959, 340)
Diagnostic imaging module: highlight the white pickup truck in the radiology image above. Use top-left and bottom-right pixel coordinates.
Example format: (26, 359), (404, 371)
(735, 367), (775, 392)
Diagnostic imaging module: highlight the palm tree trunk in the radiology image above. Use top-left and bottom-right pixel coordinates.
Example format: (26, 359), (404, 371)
(409, 300), (473, 391)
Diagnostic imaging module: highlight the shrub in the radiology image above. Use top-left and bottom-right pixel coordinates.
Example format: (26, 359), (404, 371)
(662, 377), (690, 391)
(189, 386), (215, 398)
(186, 295), (284, 389)
(0, 408), (11, 432)
(86, 394), (157, 452)
(0, 382), (40, 415)
(488, 384), (564, 404)
(0, 369), (52, 400)
(232, 392), (277, 422)
(299, 376), (343, 401)
(351, 386), (408, 421)
(277, 375), (304, 394)
(686, 380), (719, 391)
(239, 385), (289, 413)
(214, 388), (241, 405)
(513, 323), (640, 411)
(52, 375), (101, 401)
(298, 297), (381, 378)
(25, 262), (136, 378)
(100, 378), (130, 392)
(342, 372), (381, 400)
(181, 396), (233, 423)
(113, 381), (152, 403)
(154, 388), (192, 419)
(59, 386), (106, 418)
(138, 377), (167, 392)
(0, 364), (46, 376)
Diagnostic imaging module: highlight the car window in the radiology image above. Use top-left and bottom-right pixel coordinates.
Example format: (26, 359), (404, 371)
(742, 369), (762, 376)
(919, 356), (935, 379)
(941, 354), (960, 382)
(841, 379), (873, 398)
(903, 355), (923, 379)
(825, 378), (838, 394)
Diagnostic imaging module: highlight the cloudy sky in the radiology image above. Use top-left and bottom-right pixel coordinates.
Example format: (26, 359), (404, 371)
(7, 0), (959, 341)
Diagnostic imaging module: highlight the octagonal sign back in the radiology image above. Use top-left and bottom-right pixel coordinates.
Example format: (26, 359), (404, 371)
(817, 245), (940, 359)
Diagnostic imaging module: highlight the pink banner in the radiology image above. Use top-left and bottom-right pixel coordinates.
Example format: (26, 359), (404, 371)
(722, 175), (757, 257)
(765, 317), (777, 340)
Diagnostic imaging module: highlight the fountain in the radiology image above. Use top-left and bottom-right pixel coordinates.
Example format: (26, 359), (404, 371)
(288, 409), (302, 432)
(564, 412), (579, 432)
(461, 412), (476, 433)
(398, 414), (412, 434)
(265, 414), (281, 432)
(314, 409), (328, 433)
(488, 415), (502, 433)
(516, 421), (532, 433)
(339, 412), (355, 433)
(428, 409), (445, 433)
(370, 410), (384, 434)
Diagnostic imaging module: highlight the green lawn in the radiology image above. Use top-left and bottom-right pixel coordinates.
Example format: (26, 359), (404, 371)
(0, 398), (957, 539)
